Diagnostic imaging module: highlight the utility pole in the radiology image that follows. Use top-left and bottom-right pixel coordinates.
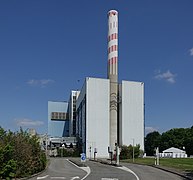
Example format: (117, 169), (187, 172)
(132, 138), (135, 163)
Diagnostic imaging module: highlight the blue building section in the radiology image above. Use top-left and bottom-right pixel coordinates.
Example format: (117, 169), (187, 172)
(48, 101), (69, 137)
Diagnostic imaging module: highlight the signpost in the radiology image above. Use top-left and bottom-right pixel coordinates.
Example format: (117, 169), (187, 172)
(81, 153), (86, 162)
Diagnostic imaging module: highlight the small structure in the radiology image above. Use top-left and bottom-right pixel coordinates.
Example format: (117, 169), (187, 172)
(159, 147), (187, 158)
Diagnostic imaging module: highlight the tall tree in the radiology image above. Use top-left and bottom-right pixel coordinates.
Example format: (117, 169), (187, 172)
(145, 131), (161, 156)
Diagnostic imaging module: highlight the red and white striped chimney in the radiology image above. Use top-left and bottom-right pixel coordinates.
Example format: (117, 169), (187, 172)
(108, 10), (118, 152)
(108, 10), (118, 81)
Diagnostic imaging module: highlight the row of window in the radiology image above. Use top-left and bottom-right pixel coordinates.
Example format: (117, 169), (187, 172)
(108, 33), (118, 42)
(108, 45), (118, 54)
(51, 112), (68, 120)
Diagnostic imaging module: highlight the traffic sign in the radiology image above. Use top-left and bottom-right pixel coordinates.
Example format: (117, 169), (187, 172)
(81, 153), (86, 162)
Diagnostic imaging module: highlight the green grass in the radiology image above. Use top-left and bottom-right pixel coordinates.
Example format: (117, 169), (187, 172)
(121, 158), (193, 172)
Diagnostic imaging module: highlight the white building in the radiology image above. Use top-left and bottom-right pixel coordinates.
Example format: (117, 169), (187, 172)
(159, 147), (187, 158)
(47, 10), (145, 158)
(76, 77), (144, 158)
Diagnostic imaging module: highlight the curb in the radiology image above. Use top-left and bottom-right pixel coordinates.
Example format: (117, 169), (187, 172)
(151, 165), (193, 180)
(68, 158), (87, 167)
(90, 159), (122, 167)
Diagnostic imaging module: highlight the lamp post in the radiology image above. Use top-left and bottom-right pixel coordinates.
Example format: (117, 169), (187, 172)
(132, 138), (135, 163)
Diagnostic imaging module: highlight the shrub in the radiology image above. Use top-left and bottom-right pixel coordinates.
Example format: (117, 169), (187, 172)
(120, 144), (142, 160)
(0, 127), (47, 179)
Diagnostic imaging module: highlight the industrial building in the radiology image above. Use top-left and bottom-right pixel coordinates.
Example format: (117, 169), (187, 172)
(48, 101), (69, 137)
(48, 10), (144, 158)
(75, 78), (144, 158)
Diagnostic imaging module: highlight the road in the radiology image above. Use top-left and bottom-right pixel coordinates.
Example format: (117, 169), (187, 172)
(29, 158), (184, 180)
(122, 162), (184, 180)
(29, 158), (87, 180)
(84, 160), (137, 180)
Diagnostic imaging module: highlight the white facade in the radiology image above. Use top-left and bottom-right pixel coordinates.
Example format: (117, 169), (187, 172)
(119, 80), (144, 150)
(76, 78), (144, 158)
(76, 77), (110, 158)
(159, 147), (187, 158)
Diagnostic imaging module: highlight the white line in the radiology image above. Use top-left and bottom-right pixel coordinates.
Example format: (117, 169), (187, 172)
(71, 176), (80, 180)
(66, 159), (91, 180)
(50, 177), (66, 179)
(117, 166), (140, 180)
(37, 175), (49, 179)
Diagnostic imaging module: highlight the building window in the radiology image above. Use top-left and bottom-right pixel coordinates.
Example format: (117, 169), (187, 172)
(51, 112), (68, 120)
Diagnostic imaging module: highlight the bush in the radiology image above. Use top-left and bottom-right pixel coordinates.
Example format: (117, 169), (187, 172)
(120, 144), (142, 160)
(57, 147), (80, 157)
(0, 127), (47, 179)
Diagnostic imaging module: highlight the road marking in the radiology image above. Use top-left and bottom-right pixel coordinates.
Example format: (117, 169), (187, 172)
(50, 177), (66, 179)
(101, 178), (118, 180)
(66, 159), (91, 180)
(37, 175), (49, 179)
(117, 166), (140, 180)
(71, 176), (80, 180)
(79, 166), (90, 180)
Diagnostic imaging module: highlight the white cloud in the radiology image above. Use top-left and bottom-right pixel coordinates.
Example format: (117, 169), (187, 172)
(189, 48), (193, 56)
(154, 70), (176, 84)
(16, 118), (44, 127)
(145, 126), (158, 134)
(27, 79), (54, 87)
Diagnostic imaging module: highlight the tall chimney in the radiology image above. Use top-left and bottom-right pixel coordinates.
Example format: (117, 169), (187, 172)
(108, 10), (118, 152)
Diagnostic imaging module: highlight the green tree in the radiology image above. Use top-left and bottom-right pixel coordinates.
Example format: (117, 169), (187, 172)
(145, 127), (193, 157)
(160, 128), (189, 152)
(183, 126), (193, 156)
(0, 127), (47, 179)
(145, 131), (161, 156)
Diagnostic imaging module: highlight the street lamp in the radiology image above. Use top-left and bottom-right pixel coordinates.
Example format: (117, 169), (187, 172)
(132, 138), (135, 162)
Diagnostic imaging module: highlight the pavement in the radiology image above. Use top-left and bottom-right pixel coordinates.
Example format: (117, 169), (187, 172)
(69, 157), (193, 180)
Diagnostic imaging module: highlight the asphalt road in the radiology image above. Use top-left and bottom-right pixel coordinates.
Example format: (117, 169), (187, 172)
(29, 158), (185, 180)
(84, 160), (136, 180)
(29, 158), (87, 180)
(121, 162), (184, 180)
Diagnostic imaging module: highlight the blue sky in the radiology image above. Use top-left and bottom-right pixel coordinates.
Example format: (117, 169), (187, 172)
(0, 1), (193, 135)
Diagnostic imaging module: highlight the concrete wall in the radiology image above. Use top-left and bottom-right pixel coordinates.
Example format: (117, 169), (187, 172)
(76, 77), (110, 158)
(119, 80), (144, 150)
(76, 80), (86, 140)
(86, 77), (110, 158)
